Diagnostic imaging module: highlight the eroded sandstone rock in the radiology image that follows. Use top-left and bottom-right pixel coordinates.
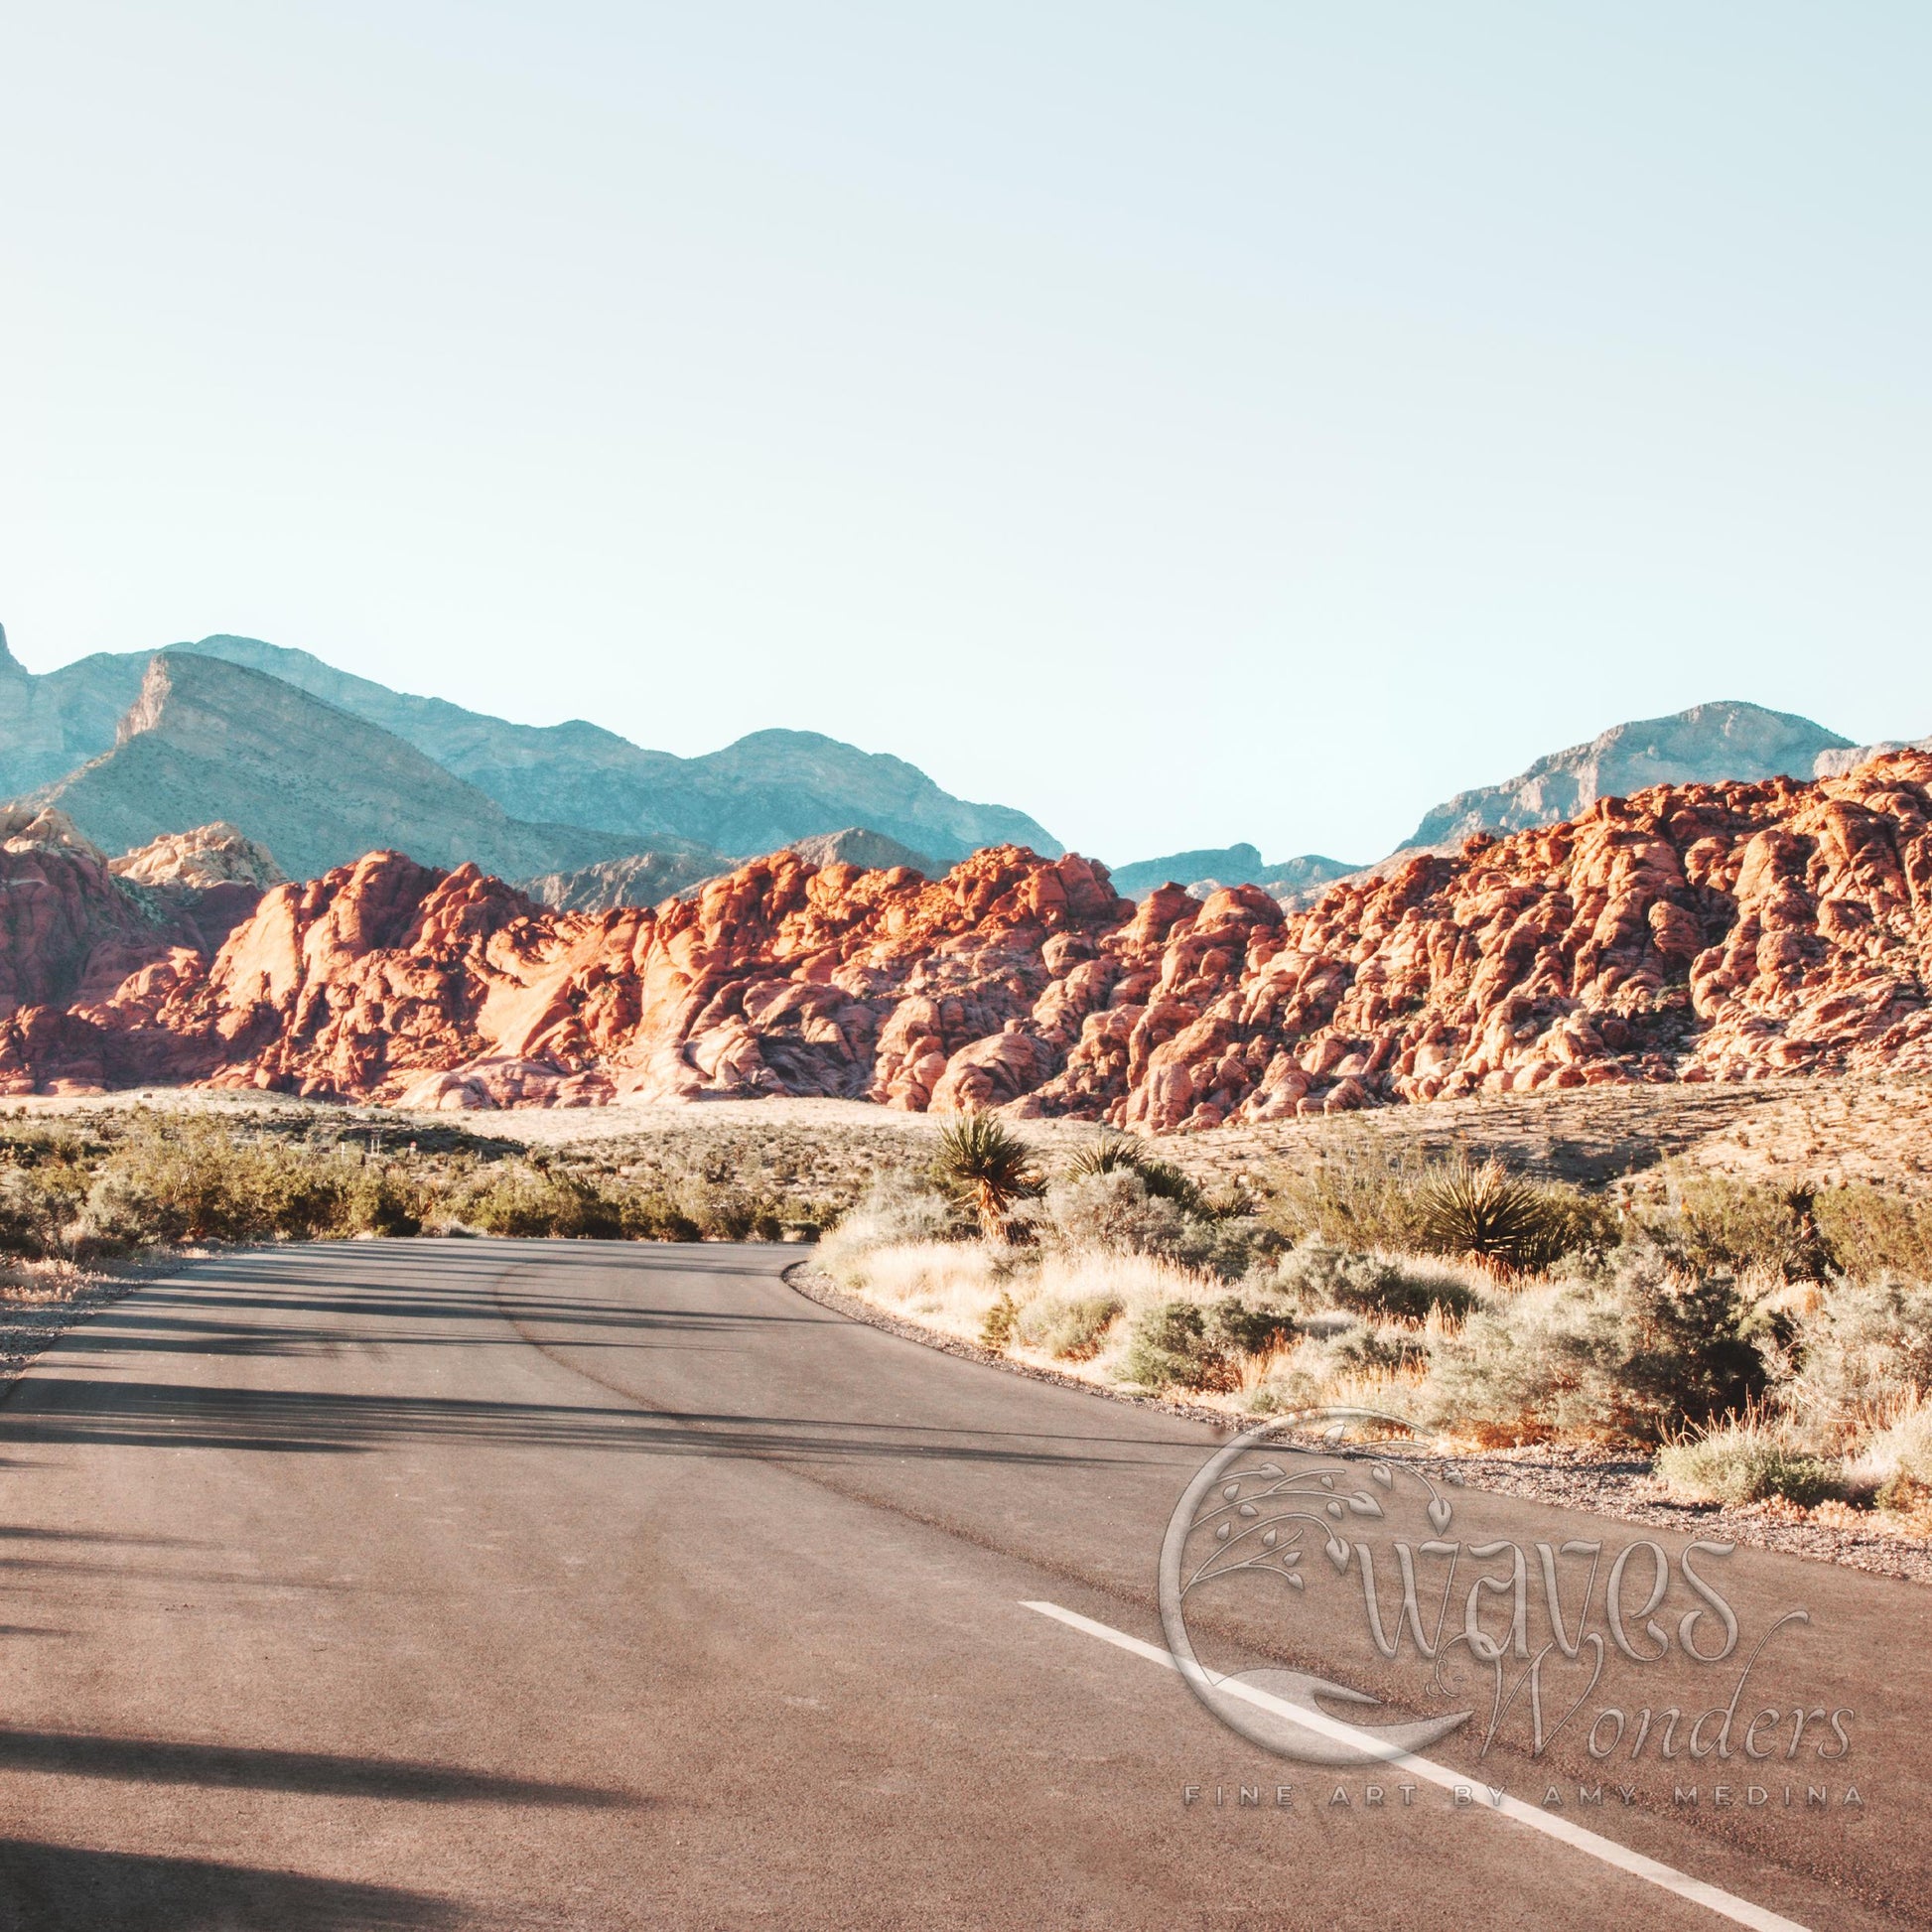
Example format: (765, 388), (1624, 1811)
(2, 756), (1929, 1116)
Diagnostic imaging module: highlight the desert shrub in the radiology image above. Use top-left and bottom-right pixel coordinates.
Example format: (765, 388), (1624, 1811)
(816, 1181), (962, 1286)
(1812, 1187), (1932, 1285)
(1259, 1240), (1476, 1322)
(933, 1116), (1042, 1237)
(74, 1122), (356, 1246)
(1265, 1146), (1426, 1251)
(1040, 1170), (1189, 1257)
(457, 1166), (625, 1239)
(1265, 1146), (1606, 1271)
(1248, 1320), (1416, 1414)
(1666, 1177), (1836, 1282)
(1014, 1293), (1124, 1360)
(1424, 1246), (1760, 1445)
(1115, 1294), (1294, 1393)
(1772, 1279), (1932, 1430)
(677, 1181), (783, 1242)
(1201, 1294), (1297, 1358)
(1180, 1215), (1287, 1281)
(1654, 1416), (1846, 1507)
(342, 1167), (425, 1237)
(0, 1165), (89, 1258)
(1061, 1132), (1208, 1216)
(1608, 1245), (1765, 1424)
(1036, 1169), (1279, 1281)
(1847, 1401), (1932, 1512)
(618, 1191), (703, 1242)
(1118, 1300), (1216, 1391)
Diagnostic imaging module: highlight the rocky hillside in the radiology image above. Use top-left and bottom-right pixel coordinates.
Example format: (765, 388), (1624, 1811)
(520, 827), (935, 915)
(1401, 700), (1854, 851)
(4, 751), (1928, 1120)
(22, 653), (630, 885)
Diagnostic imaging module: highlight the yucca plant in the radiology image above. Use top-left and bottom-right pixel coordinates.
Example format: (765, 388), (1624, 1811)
(1411, 1157), (1573, 1277)
(1062, 1131), (1147, 1181)
(935, 1115), (1042, 1238)
(1062, 1131), (1208, 1216)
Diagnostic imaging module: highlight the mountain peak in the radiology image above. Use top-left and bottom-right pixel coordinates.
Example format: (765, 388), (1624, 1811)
(1402, 700), (1854, 852)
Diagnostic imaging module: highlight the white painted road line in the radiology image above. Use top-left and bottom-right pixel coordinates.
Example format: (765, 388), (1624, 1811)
(1022, 1599), (1814, 1932)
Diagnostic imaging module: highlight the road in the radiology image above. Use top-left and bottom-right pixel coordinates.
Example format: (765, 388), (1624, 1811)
(0, 1240), (1925, 1931)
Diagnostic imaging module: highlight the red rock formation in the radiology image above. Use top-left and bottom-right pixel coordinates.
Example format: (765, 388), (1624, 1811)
(0, 809), (268, 1095)
(4, 755), (1930, 1120)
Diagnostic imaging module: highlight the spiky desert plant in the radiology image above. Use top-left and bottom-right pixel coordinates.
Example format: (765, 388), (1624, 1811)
(935, 1115), (1043, 1237)
(1063, 1131), (1148, 1181)
(1062, 1131), (1207, 1216)
(1411, 1157), (1572, 1277)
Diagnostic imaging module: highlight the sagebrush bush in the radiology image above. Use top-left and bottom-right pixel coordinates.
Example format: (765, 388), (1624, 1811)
(1846, 1400), (1932, 1512)
(1039, 1171), (1188, 1258)
(1664, 1176), (1835, 1282)
(1654, 1416), (1845, 1507)
(0, 1107), (829, 1255)
(1258, 1240), (1475, 1322)
(1115, 1294), (1295, 1393)
(1014, 1293), (1124, 1360)
(1772, 1279), (1932, 1429)
(0, 1165), (89, 1257)
(1061, 1131), (1210, 1217)
(1813, 1186), (1932, 1284)
(1423, 1246), (1760, 1445)
(1247, 1319), (1416, 1415)
(1118, 1301), (1217, 1391)
(1265, 1145), (1427, 1251)
(816, 1181), (963, 1287)
(1265, 1146), (1606, 1274)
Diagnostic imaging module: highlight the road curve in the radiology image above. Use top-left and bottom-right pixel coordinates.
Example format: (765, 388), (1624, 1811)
(0, 1240), (1924, 1931)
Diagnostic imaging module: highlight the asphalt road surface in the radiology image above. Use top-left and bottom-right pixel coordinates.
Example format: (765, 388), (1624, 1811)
(0, 1241), (1926, 1931)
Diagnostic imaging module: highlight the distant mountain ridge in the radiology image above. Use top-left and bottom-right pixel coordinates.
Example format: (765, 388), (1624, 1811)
(162, 635), (1058, 863)
(1106, 844), (1357, 902)
(1105, 701), (1907, 912)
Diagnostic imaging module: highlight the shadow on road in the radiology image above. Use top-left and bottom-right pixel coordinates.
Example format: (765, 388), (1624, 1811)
(0, 1377), (1163, 1467)
(0, 1839), (466, 1932)
(0, 1728), (641, 1808)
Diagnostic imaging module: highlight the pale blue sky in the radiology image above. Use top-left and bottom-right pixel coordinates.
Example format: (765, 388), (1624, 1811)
(3, 3), (1927, 863)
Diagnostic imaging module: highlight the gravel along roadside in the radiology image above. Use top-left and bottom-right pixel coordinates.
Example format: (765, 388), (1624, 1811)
(0, 1253), (193, 1392)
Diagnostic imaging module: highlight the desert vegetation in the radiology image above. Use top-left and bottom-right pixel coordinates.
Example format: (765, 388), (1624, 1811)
(817, 1126), (1932, 1536)
(0, 1104), (922, 1270)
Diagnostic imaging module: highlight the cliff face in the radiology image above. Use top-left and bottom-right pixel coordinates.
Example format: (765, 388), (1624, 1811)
(25, 654), (628, 885)
(5, 753), (1930, 1119)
